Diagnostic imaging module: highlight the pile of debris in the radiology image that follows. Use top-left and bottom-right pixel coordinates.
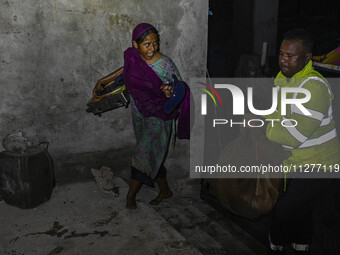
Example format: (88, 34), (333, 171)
(90, 166), (128, 197)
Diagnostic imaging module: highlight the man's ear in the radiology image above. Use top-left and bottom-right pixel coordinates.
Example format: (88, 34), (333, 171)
(132, 41), (138, 49)
(305, 52), (312, 64)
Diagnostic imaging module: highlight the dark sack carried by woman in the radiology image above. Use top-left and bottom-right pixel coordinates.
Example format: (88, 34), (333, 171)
(210, 128), (290, 219)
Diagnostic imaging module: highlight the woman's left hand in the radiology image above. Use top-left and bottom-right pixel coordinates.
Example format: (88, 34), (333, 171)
(160, 84), (174, 98)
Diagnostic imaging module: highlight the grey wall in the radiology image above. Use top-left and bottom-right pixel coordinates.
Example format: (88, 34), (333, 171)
(0, 0), (208, 157)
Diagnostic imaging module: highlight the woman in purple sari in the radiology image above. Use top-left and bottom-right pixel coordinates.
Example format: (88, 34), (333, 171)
(123, 23), (190, 209)
(94, 23), (190, 209)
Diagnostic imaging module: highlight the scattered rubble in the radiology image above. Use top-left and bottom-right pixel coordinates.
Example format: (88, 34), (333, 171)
(90, 166), (127, 197)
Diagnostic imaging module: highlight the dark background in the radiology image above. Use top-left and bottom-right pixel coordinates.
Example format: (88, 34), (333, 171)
(207, 0), (340, 78)
(204, 1), (340, 253)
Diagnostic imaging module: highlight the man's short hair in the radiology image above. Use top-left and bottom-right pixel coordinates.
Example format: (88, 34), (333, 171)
(283, 28), (314, 53)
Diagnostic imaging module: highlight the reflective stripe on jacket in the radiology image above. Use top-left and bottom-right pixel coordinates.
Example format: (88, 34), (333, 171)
(264, 61), (340, 170)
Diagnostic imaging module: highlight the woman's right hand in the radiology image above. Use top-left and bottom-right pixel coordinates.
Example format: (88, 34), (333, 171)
(92, 66), (124, 98)
(92, 80), (104, 98)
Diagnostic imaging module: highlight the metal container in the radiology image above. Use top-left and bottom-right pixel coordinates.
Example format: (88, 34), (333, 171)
(0, 146), (55, 209)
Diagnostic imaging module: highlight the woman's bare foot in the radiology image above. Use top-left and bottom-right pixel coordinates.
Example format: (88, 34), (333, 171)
(125, 179), (142, 210)
(126, 195), (137, 210)
(149, 189), (173, 205)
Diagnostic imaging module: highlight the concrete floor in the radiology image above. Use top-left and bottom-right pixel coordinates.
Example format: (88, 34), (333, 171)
(0, 150), (269, 255)
(2, 149), (340, 255)
(0, 180), (201, 255)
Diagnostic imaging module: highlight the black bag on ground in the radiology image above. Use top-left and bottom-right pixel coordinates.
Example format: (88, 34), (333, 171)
(0, 146), (55, 209)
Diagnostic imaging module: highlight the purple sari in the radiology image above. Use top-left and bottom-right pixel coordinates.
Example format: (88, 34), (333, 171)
(123, 45), (190, 139)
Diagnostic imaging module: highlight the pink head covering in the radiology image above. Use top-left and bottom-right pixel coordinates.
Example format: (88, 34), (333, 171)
(132, 23), (155, 42)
